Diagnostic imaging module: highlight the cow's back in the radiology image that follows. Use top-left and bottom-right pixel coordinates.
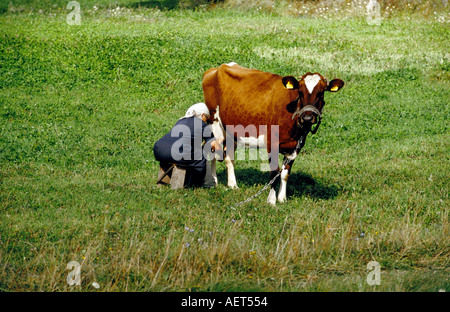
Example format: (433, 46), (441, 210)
(202, 63), (298, 128)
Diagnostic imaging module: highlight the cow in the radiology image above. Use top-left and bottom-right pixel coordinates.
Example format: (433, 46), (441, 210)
(202, 62), (344, 205)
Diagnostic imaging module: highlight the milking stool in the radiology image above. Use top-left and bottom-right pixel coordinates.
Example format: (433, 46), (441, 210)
(157, 163), (190, 189)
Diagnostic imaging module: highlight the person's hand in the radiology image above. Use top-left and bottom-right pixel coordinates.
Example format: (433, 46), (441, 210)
(210, 140), (221, 153)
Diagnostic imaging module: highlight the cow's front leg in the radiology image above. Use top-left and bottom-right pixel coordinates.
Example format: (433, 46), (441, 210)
(278, 163), (292, 203)
(277, 165), (289, 203)
(267, 169), (279, 205)
(266, 151), (280, 205)
(278, 153), (297, 203)
(266, 133), (281, 205)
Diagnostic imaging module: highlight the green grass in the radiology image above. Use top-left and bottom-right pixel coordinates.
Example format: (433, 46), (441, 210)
(0, 3), (449, 292)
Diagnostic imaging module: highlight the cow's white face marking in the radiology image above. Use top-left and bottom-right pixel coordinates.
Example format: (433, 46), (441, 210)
(226, 62), (237, 67)
(304, 74), (321, 94)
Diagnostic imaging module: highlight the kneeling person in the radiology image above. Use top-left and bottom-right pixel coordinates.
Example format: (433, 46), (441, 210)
(153, 103), (220, 187)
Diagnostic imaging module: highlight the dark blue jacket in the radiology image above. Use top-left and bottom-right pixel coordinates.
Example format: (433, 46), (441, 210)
(153, 116), (215, 173)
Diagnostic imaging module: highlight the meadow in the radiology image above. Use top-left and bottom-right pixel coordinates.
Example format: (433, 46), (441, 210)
(0, 0), (449, 292)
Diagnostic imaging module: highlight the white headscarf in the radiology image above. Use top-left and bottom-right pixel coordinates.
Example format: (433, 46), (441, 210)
(180, 103), (210, 120)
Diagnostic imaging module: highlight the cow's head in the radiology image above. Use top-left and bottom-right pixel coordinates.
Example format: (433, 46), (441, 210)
(282, 72), (344, 132)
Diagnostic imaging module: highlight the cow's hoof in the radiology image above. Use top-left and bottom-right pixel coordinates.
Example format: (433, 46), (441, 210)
(203, 182), (217, 188)
(278, 196), (287, 203)
(267, 190), (277, 205)
(228, 184), (239, 189)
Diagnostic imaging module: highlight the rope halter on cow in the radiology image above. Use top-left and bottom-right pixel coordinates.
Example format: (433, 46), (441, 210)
(291, 104), (323, 134)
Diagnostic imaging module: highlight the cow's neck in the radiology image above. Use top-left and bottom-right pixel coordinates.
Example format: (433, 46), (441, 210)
(295, 126), (309, 153)
(292, 120), (310, 141)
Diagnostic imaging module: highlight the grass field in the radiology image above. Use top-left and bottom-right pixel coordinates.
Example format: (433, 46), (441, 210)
(0, 1), (449, 292)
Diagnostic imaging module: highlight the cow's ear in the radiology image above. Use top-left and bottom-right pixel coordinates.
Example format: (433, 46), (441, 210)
(327, 79), (344, 92)
(282, 76), (299, 90)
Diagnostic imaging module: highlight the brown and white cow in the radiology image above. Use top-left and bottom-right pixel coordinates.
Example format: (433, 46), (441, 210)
(202, 62), (344, 205)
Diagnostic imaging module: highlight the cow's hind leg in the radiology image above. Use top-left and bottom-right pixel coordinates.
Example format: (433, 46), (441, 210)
(224, 155), (238, 188)
(224, 140), (238, 188)
(205, 111), (226, 188)
(204, 158), (217, 188)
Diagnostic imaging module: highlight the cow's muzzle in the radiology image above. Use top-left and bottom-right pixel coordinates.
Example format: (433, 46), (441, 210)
(292, 105), (322, 134)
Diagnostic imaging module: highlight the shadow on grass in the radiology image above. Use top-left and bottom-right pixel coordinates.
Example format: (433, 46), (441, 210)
(217, 168), (340, 200)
